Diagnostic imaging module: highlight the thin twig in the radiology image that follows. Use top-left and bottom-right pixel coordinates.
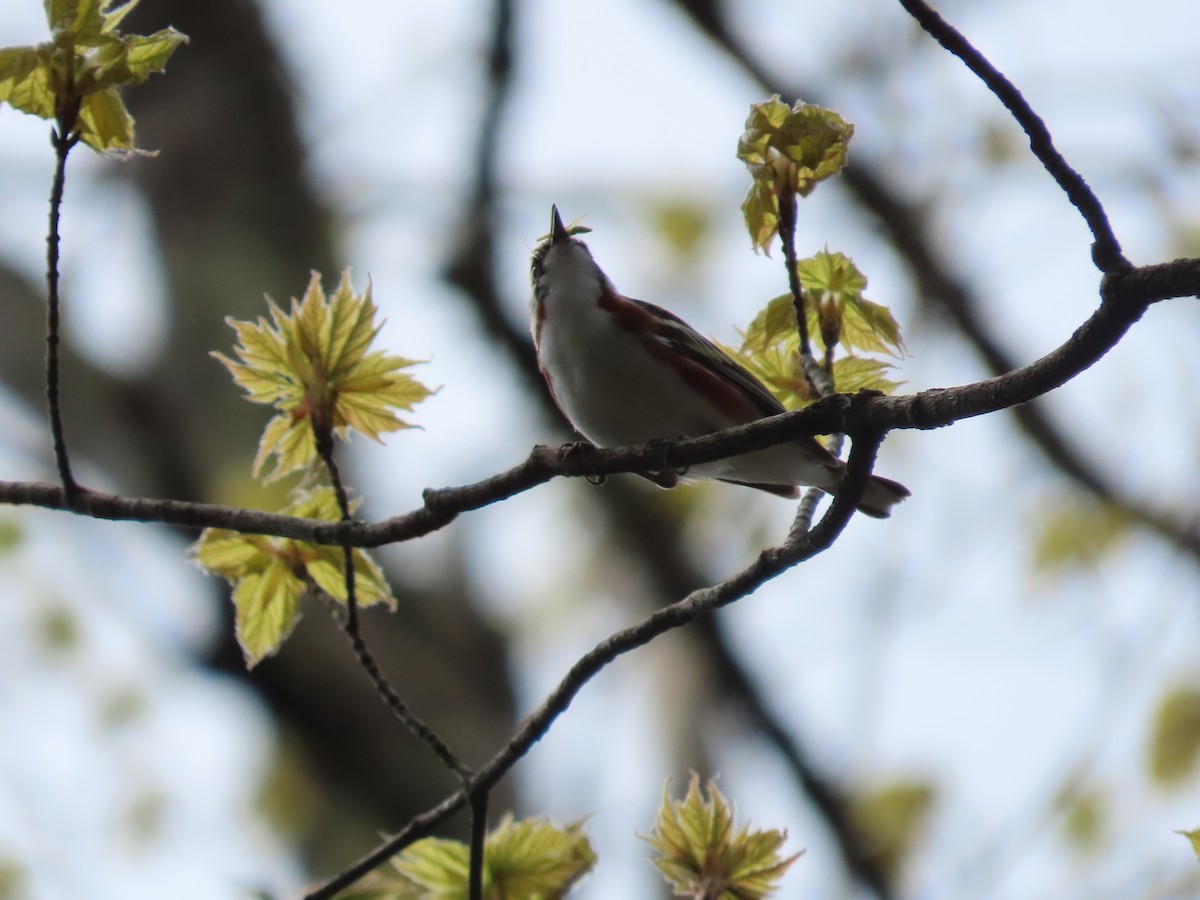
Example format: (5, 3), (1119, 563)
(45, 127), (81, 499)
(893, 0), (1129, 273)
(467, 788), (489, 900)
(319, 439), (359, 633)
(778, 178), (849, 539)
(777, 190), (813, 360)
(316, 432), (474, 782)
(304, 427), (887, 899)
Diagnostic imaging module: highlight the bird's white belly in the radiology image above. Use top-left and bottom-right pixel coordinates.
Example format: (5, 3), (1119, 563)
(539, 303), (723, 448)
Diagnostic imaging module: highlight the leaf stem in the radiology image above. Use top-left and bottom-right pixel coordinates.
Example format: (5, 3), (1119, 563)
(46, 127), (81, 499)
(777, 190), (812, 360)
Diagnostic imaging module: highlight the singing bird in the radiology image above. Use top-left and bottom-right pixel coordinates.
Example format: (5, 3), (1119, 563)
(530, 206), (908, 518)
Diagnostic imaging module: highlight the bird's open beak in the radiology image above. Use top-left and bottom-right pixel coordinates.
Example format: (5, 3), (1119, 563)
(550, 204), (568, 244)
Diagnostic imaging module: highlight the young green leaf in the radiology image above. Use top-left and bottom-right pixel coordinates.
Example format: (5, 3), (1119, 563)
(213, 269), (434, 483)
(1031, 496), (1130, 576)
(1176, 828), (1200, 861)
(738, 95), (854, 252)
(850, 781), (934, 882)
(0, 0), (185, 153)
(729, 252), (905, 408)
(1056, 784), (1107, 853)
(190, 487), (395, 667)
(642, 774), (801, 900)
(385, 815), (596, 899)
(796, 251), (905, 357)
(1149, 686), (1200, 785)
(831, 356), (901, 395)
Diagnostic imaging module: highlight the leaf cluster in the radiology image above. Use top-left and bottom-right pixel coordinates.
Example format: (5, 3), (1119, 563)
(191, 487), (395, 667)
(725, 251), (904, 409)
(641, 774), (801, 899)
(195, 268), (431, 666)
(849, 781), (935, 882)
(349, 816), (595, 900)
(737, 95), (854, 253)
(212, 268), (434, 484)
(0, 0), (186, 153)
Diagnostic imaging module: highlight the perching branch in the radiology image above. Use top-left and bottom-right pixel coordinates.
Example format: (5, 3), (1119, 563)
(3, 254), (1193, 547)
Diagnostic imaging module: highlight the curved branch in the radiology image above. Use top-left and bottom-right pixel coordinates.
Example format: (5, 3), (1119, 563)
(3, 256), (1194, 546)
(893, 0), (1128, 272)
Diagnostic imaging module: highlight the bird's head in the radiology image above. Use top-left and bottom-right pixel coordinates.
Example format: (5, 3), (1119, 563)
(530, 205), (598, 299)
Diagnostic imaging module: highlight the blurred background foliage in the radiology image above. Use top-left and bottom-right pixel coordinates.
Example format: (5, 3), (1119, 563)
(2, 0), (1200, 898)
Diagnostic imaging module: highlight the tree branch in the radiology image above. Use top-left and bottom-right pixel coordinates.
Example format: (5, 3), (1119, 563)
(3, 256), (1192, 546)
(665, 0), (1200, 566)
(892, 0), (1129, 273)
(304, 429), (886, 899)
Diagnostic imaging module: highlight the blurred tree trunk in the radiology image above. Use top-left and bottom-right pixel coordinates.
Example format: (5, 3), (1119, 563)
(0, 0), (517, 877)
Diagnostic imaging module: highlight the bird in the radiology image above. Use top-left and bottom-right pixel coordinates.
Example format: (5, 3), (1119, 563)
(530, 205), (909, 518)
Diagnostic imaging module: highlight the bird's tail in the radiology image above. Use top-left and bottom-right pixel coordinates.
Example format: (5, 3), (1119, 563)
(856, 474), (911, 519)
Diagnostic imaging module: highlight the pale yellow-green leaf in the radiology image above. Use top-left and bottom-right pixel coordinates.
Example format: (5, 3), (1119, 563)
(0, 519), (23, 555)
(740, 179), (780, 254)
(232, 559), (304, 668)
(1150, 686), (1200, 785)
(1056, 785), (1107, 852)
(482, 816), (596, 898)
(306, 547), (395, 610)
(190, 530), (271, 579)
(2, 1), (184, 153)
(1032, 498), (1130, 576)
(0, 856), (28, 900)
(217, 269), (433, 483)
(740, 295), (798, 355)
(190, 488), (394, 667)
(850, 781), (934, 882)
(387, 816), (595, 900)
(77, 85), (134, 151)
(642, 774), (801, 900)
(100, 0), (141, 34)
(1176, 828), (1200, 861)
(251, 413), (315, 483)
(391, 837), (470, 897)
(795, 252), (905, 357)
(731, 343), (814, 411)
(738, 95), (854, 252)
(831, 356), (901, 395)
(651, 200), (712, 261)
(108, 28), (187, 85)
(795, 249), (867, 299)
(840, 296), (906, 357)
(730, 275), (903, 409)
(0, 46), (52, 118)
(45, 0), (93, 37)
